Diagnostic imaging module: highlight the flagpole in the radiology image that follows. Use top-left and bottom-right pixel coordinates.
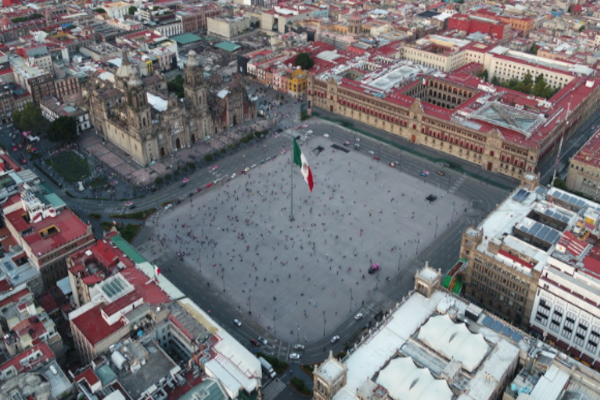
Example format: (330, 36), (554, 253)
(290, 136), (295, 222)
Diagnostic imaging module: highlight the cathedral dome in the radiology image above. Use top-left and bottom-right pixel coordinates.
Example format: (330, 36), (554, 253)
(187, 50), (199, 68)
(116, 49), (137, 79)
(128, 70), (143, 88)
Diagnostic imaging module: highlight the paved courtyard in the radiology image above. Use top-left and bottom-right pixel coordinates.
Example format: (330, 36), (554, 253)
(156, 135), (467, 343)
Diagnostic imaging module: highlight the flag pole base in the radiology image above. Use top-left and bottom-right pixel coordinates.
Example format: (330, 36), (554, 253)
(289, 215), (295, 222)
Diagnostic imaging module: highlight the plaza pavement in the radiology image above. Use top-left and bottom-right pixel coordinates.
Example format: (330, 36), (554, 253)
(156, 135), (466, 343)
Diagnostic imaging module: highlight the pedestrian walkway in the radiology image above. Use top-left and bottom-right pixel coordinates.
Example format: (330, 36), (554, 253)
(263, 378), (286, 400)
(136, 240), (167, 263)
(448, 174), (467, 195)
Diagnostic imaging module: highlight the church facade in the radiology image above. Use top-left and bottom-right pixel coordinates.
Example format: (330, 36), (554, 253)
(85, 50), (256, 166)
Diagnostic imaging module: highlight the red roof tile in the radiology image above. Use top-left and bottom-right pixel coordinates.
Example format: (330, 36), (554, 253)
(71, 304), (126, 346)
(75, 367), (100, 387)
(4, 205), (90, 257)
(0, 343), (54, 374)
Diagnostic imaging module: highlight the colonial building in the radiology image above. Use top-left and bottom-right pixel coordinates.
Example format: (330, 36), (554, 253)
(86, 50), (255, 166)
(566, 129), (600, 200)
(308, 56), (600, 179)
(311, 263), (600, 400)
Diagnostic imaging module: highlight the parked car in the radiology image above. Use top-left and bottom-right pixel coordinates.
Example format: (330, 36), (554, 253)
(293, 344), (305, 350)
(355, 312), (364, 320)
(233, 319), (242, 327)
(331, 335), (340, 344)
(258, 336), (268, 346)
(250, 338), (260, 347)
(420, 170), (430, 177)
(289, 353), (301, 360)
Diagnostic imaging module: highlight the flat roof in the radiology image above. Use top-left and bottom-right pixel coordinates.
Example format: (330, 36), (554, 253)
(4, 204), (90, 257)
(172, 33), (203, 45)
(110, 234), (147, 264)
(214, 41), (241, 52)
(71, 303), (126, 346)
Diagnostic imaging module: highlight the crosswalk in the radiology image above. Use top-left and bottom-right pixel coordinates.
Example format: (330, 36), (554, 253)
(262, 378), (286, 400)
(448, 174), (466, 194)
(136, 240), (168, 263)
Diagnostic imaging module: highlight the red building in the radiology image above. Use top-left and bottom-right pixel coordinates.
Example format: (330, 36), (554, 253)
(2, 192), (95, 291)
(447, 14), (510, 42)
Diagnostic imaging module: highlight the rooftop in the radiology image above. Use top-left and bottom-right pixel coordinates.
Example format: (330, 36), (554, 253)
(70, 303), (126, 346)
(118, 342), (177, 400)
(3, 195), (91, 258)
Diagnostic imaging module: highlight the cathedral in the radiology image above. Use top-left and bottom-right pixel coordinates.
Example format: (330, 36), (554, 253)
(85, 50), (256, 166)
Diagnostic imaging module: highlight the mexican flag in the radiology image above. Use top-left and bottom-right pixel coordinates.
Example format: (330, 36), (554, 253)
(293, 139), (314, 192)
(421, 77), (427, 86)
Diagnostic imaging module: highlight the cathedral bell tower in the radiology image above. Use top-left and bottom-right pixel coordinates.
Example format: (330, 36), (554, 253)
(126, 71), (151, 131)
(184, 50), (208, 110)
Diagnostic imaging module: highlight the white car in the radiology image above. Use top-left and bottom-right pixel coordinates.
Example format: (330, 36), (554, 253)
(233, 319), (242, 327)
(258, 336), (268, 346)
(355, 313), (363, 320)
(164, 204), (173, 210)
(289, 353), (301, 360)
(331, 335), (340, 344)
(368, 150), (375, 155)
(230, 173), (236, 179)
(293, 344), (305, 350)
(323, 133), (329, 138)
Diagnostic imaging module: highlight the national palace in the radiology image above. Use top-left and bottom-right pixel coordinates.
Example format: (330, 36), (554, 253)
(307, 36), (600, 179)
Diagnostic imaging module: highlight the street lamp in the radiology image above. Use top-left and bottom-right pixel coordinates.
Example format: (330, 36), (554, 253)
(248, 288), (252, 315)
(221, 267), (225, 292)
(416, 232), (420, 255)
(350, 288), (353, 312)
(451, 201), (456, 223)
(273, 308), (277, 335)
(297, 322), (300, 343)
(323, 310), (326, 337)
(397, 246), (402, 272)
(434, 216), (438, 238)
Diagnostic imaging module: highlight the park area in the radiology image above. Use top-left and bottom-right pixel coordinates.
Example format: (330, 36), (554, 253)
(46, 150), (90, 183)
(156, 135), (469, 343)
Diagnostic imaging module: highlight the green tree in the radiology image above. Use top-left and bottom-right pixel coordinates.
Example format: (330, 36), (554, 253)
(579, 25), (585, 32)
(47, 116), (77, 142)
(12, 103), (47, 134)
(530, 44), (539, 55)
(128, 6), (137, 15)
(477, 69), (489, 82)
(491, 76), (500, 85)
(167, 75), (184, 98)
(295, 53), (314, 70)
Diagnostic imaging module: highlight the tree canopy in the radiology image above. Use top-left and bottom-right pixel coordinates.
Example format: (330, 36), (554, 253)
(128, 6), (137, 15)
(12, 103), (47, 134)
(295, 53), (314, 70)
(47, 116), (77, 143)
(491, 73), (557, 99)
(167, 75), (184, 98)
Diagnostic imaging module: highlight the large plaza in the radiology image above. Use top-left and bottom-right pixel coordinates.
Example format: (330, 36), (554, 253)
(156, 135), (467, 343)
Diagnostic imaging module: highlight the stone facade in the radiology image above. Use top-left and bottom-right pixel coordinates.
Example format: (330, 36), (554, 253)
(308, 75), (600, 180)
(85, 50), (256, 166)
(459, 229), (541, 328)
